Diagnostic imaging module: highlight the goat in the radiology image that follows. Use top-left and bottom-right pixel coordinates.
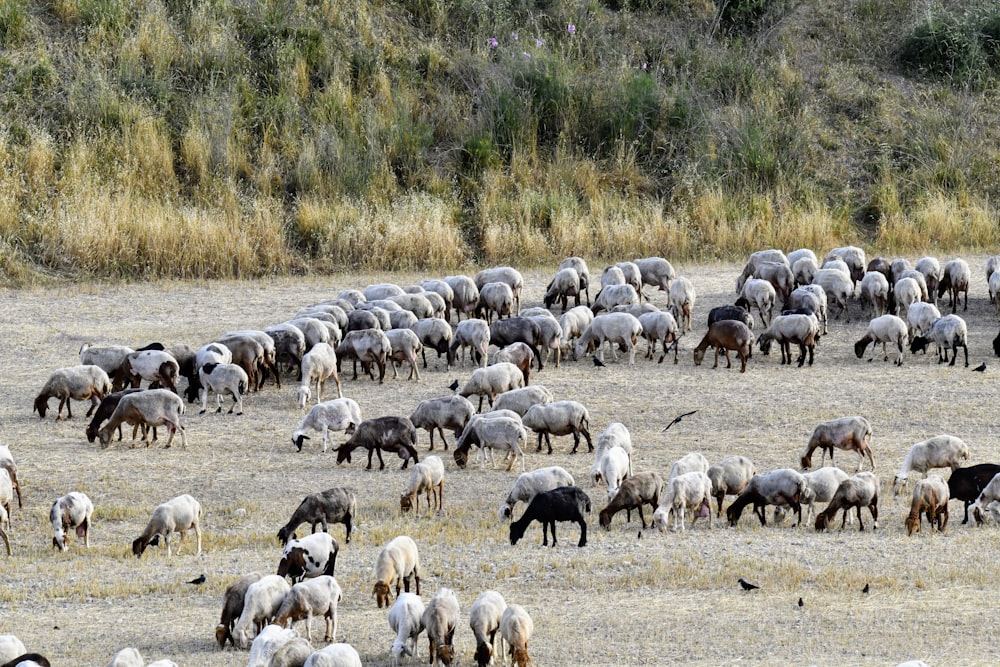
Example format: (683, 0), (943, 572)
(509, 486), (590, 548)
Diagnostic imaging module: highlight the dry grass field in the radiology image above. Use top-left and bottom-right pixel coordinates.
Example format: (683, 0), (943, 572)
(3, 257), (1000, 666)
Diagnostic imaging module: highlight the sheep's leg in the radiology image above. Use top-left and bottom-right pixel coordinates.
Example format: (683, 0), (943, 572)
(377, 447), (387, 470)
(0, 523), (9, 556)
(550, 521), (558, 546)
(545, 433), (553, 455)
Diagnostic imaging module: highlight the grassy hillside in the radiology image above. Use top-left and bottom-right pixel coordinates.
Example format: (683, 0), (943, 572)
(1, 0), (998, 282)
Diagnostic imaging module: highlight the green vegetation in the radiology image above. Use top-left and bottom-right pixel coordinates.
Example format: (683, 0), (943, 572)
(0, 0), (998, 282)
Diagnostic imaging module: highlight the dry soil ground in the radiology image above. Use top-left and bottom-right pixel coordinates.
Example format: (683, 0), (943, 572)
(3, 258), (1000, 666)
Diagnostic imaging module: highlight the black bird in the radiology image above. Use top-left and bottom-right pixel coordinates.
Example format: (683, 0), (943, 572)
(448, 379), (459, 391)
(637, 531), (642, 540)
(662, 410), (698, 432)
(593, 357), (606, 368)
(738, 578), (760, 591)
(973, 362), (987, 372)
(798, 597), (804, 607)
(186, 574), (206, 585)
(862, 583), (870, 594)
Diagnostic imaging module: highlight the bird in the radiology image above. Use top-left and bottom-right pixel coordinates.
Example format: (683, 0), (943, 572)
(738, 578), (759, 591)
(798, 597), (804, 607)
(186, 574), (206, 585)
(973, 362), (987, 372)
(862, 583), (870, 594)
(447, 379), (459, 391)
(593, 357), (606, 368)
(662, 410), (698, 432)
(637, 531), (642, 540)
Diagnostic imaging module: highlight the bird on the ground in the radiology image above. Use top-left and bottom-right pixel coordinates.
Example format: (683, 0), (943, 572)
(738, 578), (759, 591)
(798, 597), (804, 607)
(662, 410), (698, 432)
(187, 574), (206, 585)
(973, 362), (987, 372)
(448, 379), (459, 391)
(862, 583), (870, 594)
(593, 357), (605, 368)
(637, 531), (642, 540)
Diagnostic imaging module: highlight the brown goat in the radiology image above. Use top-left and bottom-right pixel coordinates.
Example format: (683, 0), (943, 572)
(599, 471), (663, 530)
(905, 475), (949, 536)
(692, 320), (755, 373)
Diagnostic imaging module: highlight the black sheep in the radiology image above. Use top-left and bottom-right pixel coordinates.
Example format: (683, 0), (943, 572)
(276, 487), (357, 545)
(335, 416), (418, 470)
(947, 464), (1000, 524)
(509, 486), (590, 548)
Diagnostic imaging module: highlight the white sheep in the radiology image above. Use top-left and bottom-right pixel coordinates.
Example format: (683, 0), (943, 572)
(444, 275), (480, 321)
(477, 282), (515, 323)
(453, 415), (526, 472)
(893, 277), (922, 318)
(737, 249), (789, 292)
(390, 309), (419, 331)
(899, 269), (929, 303)
(0, 636), (25, 664)
(291, 398), (363, 453)
(591, 422), (633, 486)
(653, 471), (713, 531)
(814, 472), (880, 531)
(388, 293), (435, 320)
(119, 349), (182, 392)
(498, 466), (575, 521)
(909, 314), (969, 367)
(521, 400), (593, 454)
(727, 468), (808, 527)
(558, 306), (594, 359)
(791, 284), (828, 334)
(302, 644), (362, 667)
(215, 572), (264, 648)
(0, 445), (22, 511)
(336, 328), (390, 383)
(601, 265), (626, 287)
(812, 268), (852, 322)
(668, 276), (696, 333)
(705, 455), (756, 518)
(246, 624), (298, 667)
(491, 385), (553, 416)
(971, 472), (1000, 524)
(33, 364), (112, 420)
(274, 575), (342, 643)
(198, 362), (248, 415)
(616, 260), (643, 292)
(131, 493), (202, 558)
(421, 588), (460, 667)
(825, 245), (867, 288)
(0, 492), (10, 556)
(499, 604), (534, 667)
(448, 318), (491, 368)
(474, 266), (524, 315)
(410, 318), (453, 369)
(50, 491), (93, 551)
(822, 256), (851, 279)
(287, 317), (332, 349)
(543, 267), (582, 312)
(774, 466), (849, 525)
(757, 313), (820, 367)
(409, 395), (475, 450)
(106, 647), (144, 667)
(574, 312), (642, 365)
(736, 278), (776, 326)
(298, 343), (342, 407)
(634, 256), (676, 299)
(469, 590), (507, 667)
(853, 314), (908, 366)
(458, 362), (524, 411)
(669, 452), (710, 480)
(637, 310), (679, 363)
(786, 247), (817, 267)
(420, 278), (455, 314)
(269, 638), (315, 667)
(906, 301), (941, 340)
(893, 435), (970, 496)
(599, 446), (630, 500)
(234, 575), (293, 649)
(592, 284), (640, 314)
(528, 313), (564, 367)
(859, 271), (889, 318)
(97, 388), (186, 449)
(365, 283), (405, 300)
(914, 255), (942, 302)
(400, 455), (445, 516)
(792, 256), (818, 287)
(939, 257), (970, 313)
(372, 535), (421, 609)
(386, 328), (423, 381)
(80, 343), (134, 376)
(388, 592), (425, 666)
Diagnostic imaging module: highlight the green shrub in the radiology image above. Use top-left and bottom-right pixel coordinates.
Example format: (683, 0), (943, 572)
(898, 11), (987, 82)
(0, 1), (27, 48)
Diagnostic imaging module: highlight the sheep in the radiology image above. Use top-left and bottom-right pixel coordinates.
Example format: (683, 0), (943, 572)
(601, 265), (626, 287)
(499, 604), (534, 667)
(909, 314), (969, 367)
(215, 572), (264, 648)
(707, 304), (754, 330)
(938, 257), (970, 313)
(274, 575), (342, 643)
(291, 398), (362, 454)
(97, 389), (186, 449)
(453, 415), (526, 472)
(475, 282), (514, 323)
(758, 313), (820, 367)
(521, 400), (593, 454)
(287, 317), (332, 349)
(591, 284), (640, 315)
(79, 343), (137, 377)
(106, 647), (144, 667)
(50, 491), (93, 551)
(294, 342), (342, 407)
(33, 364), (111, 420)
(277, 487), (357, 546)
(0, 446), (22, 510)
(787, 247), (818, 268)
(490, 385), (554, 418)
(420, 278), (455, 315)
(491, 343), (536, 388)
(268, 637), (315, 667)
(388, 592), (425, 666)
(278, 532), (339, 582)
(800, 415), (874, 472)
(364, 283), (405, 300)
(421, 588), (460, 667)
(409, 395), (475, 450)
(215, 334), (269, 391)
(598, 446), (630, 500)
(825, 245), (867, 288)
(669, 452), (709, 480)
(662, 276), (694, 333)
(599, 471), (664, 530)
(814, 472), (880, 531)
(302, 644), (362, 667)
(234, 575), (293, 649)
(653, 471), (713, 531)
(509, 485), (590, 547)
(706, 455), (756, 518)
(372, 535), (421, 609)
(736, 249), (788, 292)
(389, 309), (420, 332)
(611, 302), (659, 318)
(475, 266), (524, 315)
(859, 271), (890, 318)
(115, 349), (182, 393)
(467, 590), (507, 667)
(989, 271), (1000, 316)
(726, 468), (807, 527)
(774, 466), (849, 525)
(448, 318), (491, 368)
(543, 267), (582, 312)
(497, 466), (575, 522)
(197, 362), (248, 415)
(388, 293), (435, 320)
(970, 473), (1000, 524)
(131, 493), (202, 558)
(400, 455), (445, 516)
(893, 277), (922, 318)
(574, 312), (642, 365)
(0, 642), (29, 667)
(821, 256), (851, 280)
(0, 654), (51, 667)
(947, 463), (1000, 524)
(792, 256), (818, 288)
(906, 301), (941, 341)
(336, 329), (389, 383)
(444, 275), (480, 322)
(811, 268), (852, 322)
(386, 328), (423, 381)
(266, 323), (309, 380)
(892, 435), (970, 496)
(790, 285), (828, 334)
(905, 474), (949, 536)
(753, 261), (795, 306)
(899, 269), (930, 303)
(459, 362), (524, 411)
(410, 318), (453, 369)
(527, 313), (563, 368)
(913, 256), (941, 301)
(735, 278), (776, 326)
(630, 310), (678, 364)
(634, 256), (676, 300)
(590, 422), (633, 486)
(246, 624), (298, 667)
(558, 306), (594, 360)
(692, 320), (754, 373)
(335, 416), (419, 470)
(557, 256), (591, 304)
(853, 314), (908, 366)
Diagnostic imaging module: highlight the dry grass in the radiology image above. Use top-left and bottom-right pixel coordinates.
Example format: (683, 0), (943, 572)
(4, 258), (1000, 665)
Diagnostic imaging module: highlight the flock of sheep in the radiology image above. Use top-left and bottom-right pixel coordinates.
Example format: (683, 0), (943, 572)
(7, 246), (1000, 666)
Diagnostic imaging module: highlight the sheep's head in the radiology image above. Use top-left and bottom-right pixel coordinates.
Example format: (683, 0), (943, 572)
(215, 623), (230, 648)
(373, 581), (392, 608)
(905, 516), (920, 536)
(32, 394), (49, 418)
(814, 513), (830, 532)
(437, 644), (455, 665)
(509, 521), (527, 545)
(853, 338), (870, 359)
(598, 509), (613, 530)
(132, 536), (149, 558)
(692, 348), (706, 367)
(512, 647), (533, 667)
(335, 443), (353, 465)
(497, 504), (512, 521)
(453, 447), (468, 469)
(892, 476), (908, 497)
(297, 386), (311, 409)
(400, 495), (413, 514)
(97, 426), (114, 449)
(474, 641), (493, 667)
(725, 504), (741, 528)
(292, 433), (309, 452)
(909, 336), (929, 355)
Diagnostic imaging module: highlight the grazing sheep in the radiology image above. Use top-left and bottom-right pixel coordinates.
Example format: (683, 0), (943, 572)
(336, 329), (390, 384)
(906, 302), (941, 341)
(422, 588), (460, 667)
(735, 278), (776, 326)
(737, 249), (788, 293)
(574, 312), (642, 365)
(115, 349), (181, 393)
(653, 471), (713, 531)
(400, 455), (445, 516)
(790, 285), (828, 334)
(131, 493), (202, 558)
(410, 318), (453, 369)
(853, 314), (908, 366)
(50, 491), (93, 551)
(892, 435), (970, 496)
(459, 362), (524, 411)
(707, 304), (754, 330)
(599, 471), (664, 529)
(528, 312), (564, 368)
(601, 265), (626, 288)
(499, 604), (534, 667)
(668, 276), (696, 333)
(669, 452), (710, 480)
(947, 463), (1000, 524)
(825, 245), (867, 288)
(498, 466), (575, 522)
(774, 466), (849, 525)
(266, 323), (309, 380)
(33, 365), (112, 420)
(444, 275), (479, 322)
(292, 399), (363, 453)
(390, 309), (420, 331)
(302, 644), (362, 667)
(469, 590), (507, 667)
(278, 532), (339, 582)
(590, 422), (633, 486)
(726, 468), (807, 527)
(792, 256), (819, 288)
(753, 261), (795, 307)
(909, 314), (969, 367)
(592, 284), (640, 315)
(388, 293), (435, 320)
(938, 258), (970, 313)
(0, 446), (22, 510)
(386, 328), (423, 381)
(197, 362), (248, 415)
(814, 472), (880, 531)
(97, 389), (186, 449)
(420, 279), (455, 315)
(296, 343), (342, 407)
(215, 572), (263, 648)
(758, 313), (820, 367)
(277, 487), (357, 546)
(632, 311), (677, 363)
(787, 248), (818, 266)
(898, 269), (929, 303)
(492, 342), (536, 386)
(800, 416), (874, 472)
(288, 317), (333, 350)
(812, 268), (852, 322)
(634, 256), (676, 300)
(598, 446), (630, 500)
(409, 395), (475, 451)
(453, 414), (526, 472)
(692, 320), (755, 373)
(492, 385), (553, 417)
(246, 624), (298, 667)
(544, 267), (582, 312)
(335, 416), (419, 470)
(822, 256), (851, 280)
(448, 319), (491, 368)
(914, 256), (941, 302)
(521, 400), (593, 454)
(372, 535), (421, 609)
(558, 306), (594, 360)
(79, 343), (134, 376)
(970, 473), (1000, 524)
(476, 282), (514, 323)
(475, 267), (524, 315)
(88, 390), (151, 441)
(388, 592), (425, 666)
(509, 486), (590, 548)
(234, 576), (293, 649)
(0, 639), (27, 666)
(706, 456), (756, 518)
(859, 271), (890, 318)
(905, 475), (949, 536)
(893, 277), (922, 318)
(274, 575), (342, 642)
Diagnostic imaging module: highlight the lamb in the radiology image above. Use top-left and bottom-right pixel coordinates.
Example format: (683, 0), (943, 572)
(859, 271), (890, 318)
(558, 306), (594, 360)
(906, 301), (941, 341)
(245, 625), (298, 667)
(591, 284), (640, 314)
(215, 572), (263, 648)
(521, 400), (593, 454)
(448, 318), (491, 368)
(692, 320), (755, 373)
(459, 362), (524, 411)
(590, 422), (633, 486)
(792, 256), (818, 288)
(668, 276), (696, 333)
(302, 644), (362, 667)
(0, 446), (22, 510)
(893, 277), (922, 318)
(491, 385), (553, 416)
(278, 532), (339, 582)
(726, 468), (807, 527)
(197, 362), (248, 415)
(758, 313), (820, 367)
(653, 471), (713, 531)
(811, 268), (852, 322)
(599, 471), (664, 530)
(453, 415), (526, 472)
(409, 395), (474, 450)
(705, 455), (756, 518)
(909, 314), (969, 367)
(774, 466), (849, 525)
(814, 472), (880, 531)
(499, 604), (534, 667)
(292, 398), (363, 453)
(444, 275), (480, 322)
(475, 266), (524, 315)
(790, 285), (828, 334)
(421, 588), (460, 667)
(50, 491), (93, 551)
(634, 256), (676, 299)
(543, 267), (582, 312)
(372, 535), (421, 609)
(410, 318), (453, 369)
(509, 485), (590, 547)
(735, 278), (776, 326)
(892, 434), (970, 496)
(97, 389), (186, 449)
(115, 349), (181, 393)
(800, 415), (874, 472)
(947, 463), (1000, 524)
(33, 364), (112, 420)
(388, 592), (426, 666)
(468, 590), (507, 667)
(669, 452), (710, 480)
(131, 493), (202, 558)
(491, 343), (536, 387)
(234, 575), (293, 648)
(498, 466), (575, 521)
(277, 487), (357, 546)
(905, 475), (949, 536)
(386, 328), (423, 381)
(853, 314), (908, 366)
(573, 312), (642, 365)
(274, 575), (342, 642)
(400, 455), (445, 516)
(938, 257), (970, 313)
(335, 416), (419, 470)
(598, 446), (630, 500)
